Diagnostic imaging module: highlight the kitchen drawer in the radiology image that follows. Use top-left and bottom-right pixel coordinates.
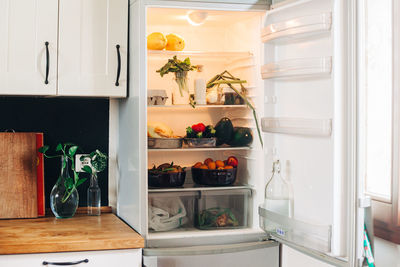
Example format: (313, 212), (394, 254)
(0, 249), (141, 267)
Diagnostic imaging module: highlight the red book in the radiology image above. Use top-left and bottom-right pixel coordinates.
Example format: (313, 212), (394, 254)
(36, 133), (45, 217)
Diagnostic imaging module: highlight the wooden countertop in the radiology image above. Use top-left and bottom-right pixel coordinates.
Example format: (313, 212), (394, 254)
(0, 213), (144, 255)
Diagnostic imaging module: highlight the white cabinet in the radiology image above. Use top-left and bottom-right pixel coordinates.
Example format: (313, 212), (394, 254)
(0, 0), (127, 97)
(58, 0), (128, 97)
(0, 249), (142, 267)
(0, 0), (58, 95)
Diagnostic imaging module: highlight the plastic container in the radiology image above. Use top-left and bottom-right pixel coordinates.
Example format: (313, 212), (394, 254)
(194, 189), (251, 230)
(191, 167), (237, 186)
(183, 137), (216, 148)
(223, 87), (244, 105)
(148, 137), (183, 149)
(148, 170), (186, 187)
(148, 90), (168, 105)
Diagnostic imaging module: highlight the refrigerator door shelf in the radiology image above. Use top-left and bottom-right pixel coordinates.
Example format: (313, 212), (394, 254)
(261, 117), (332, 137)
(259, 205), (332, 254)
(261, 57), (332, 80)
(261, 12), (332, 43)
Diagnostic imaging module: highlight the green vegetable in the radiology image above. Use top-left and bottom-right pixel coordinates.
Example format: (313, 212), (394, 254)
(215, 117), (234, 146)
(156, 56), (197, 98)
(203, 125), (216, 138)
(186, 126), (196, 138)
(206, 70), (263, 147)
(228, 127), (253, 147)
(197, 207), (239, 228)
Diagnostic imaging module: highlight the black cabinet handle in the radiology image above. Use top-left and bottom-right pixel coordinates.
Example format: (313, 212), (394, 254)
(44, 42), (50, 84)
(42, 259), (89, 266)
(115, 44), (121, 86)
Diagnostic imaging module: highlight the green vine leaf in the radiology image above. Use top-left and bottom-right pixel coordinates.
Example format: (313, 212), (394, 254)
(38, 145), (49, 154)
(68, 146), (78, 157)
(82, 165), (93, 174)
(76, 178), (87, 187)
(55, 143), (63, 152)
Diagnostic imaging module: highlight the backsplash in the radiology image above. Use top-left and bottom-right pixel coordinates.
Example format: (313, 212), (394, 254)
(0, 97), (109, 207)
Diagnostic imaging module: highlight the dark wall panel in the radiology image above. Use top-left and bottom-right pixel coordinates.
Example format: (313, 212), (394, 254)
(0, 97), (109, 207)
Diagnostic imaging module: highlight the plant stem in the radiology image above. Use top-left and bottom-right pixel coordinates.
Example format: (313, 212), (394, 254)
(61, 187), (74, 203)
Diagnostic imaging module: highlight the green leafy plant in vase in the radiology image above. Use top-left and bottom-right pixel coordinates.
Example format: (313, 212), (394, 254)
(157, 55), (198, 107)
(81, 150), (107, 216)
(39, 143), (87, 219)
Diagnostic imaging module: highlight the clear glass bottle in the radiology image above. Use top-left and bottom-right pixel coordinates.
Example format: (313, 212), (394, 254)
(87, 171), (101, 216)
(264, 160), (293, 217)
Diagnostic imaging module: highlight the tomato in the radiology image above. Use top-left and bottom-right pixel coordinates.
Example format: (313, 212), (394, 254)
(226, 156), (238, 167)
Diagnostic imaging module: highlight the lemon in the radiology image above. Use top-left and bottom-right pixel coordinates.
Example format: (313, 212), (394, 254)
(147, 32), (167, 50)
(166, 34), (185, 51)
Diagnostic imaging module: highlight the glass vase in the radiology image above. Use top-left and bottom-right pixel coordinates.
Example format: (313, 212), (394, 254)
(50, 156), (79, 219)
(87, 171), (101, 216)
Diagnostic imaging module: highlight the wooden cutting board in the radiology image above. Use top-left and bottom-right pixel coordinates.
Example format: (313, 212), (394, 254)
(0, 133), (38, 219)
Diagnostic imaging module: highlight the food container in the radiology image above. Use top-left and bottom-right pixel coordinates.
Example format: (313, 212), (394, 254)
(148, 170), (186, 187)
(191, 167), (237, 186)
(148, 90), (168, 105)
(148, 137), (183, 149)
(194, 189), (251, 230)
(183, 137), (216, 148)
(223, 87), (244, 105)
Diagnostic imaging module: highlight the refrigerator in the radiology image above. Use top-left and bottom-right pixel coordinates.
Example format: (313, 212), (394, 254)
(117, 0), (368, 266)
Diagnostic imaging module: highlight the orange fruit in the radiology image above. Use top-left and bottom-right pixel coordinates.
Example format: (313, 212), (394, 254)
(204, 158), (214, 165)
(207, 161), (216, 170)
(199, 164), (209, 169)
(217, 167), (225, 170)
(224, 165), (234, 169)
(193, 162), (202, 168)
(215, 160), (224, 168)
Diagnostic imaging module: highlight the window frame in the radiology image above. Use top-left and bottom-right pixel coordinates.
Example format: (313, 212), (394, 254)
(368, 0), (400, 243)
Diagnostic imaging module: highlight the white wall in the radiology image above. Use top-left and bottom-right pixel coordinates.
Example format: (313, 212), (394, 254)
(374, 237), (400, 267)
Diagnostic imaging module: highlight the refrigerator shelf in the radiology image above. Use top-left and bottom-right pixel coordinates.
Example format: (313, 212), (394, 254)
(261, 12), (332, 43)
(148, 104), (248, 109)
(148, 184), (252, 193)
(258, 205), (332, 253)
(148, 146), (251, 152)
(261, 117), (332, 137)
(261, 57), (332, 80)
(147, 50), (253, 59)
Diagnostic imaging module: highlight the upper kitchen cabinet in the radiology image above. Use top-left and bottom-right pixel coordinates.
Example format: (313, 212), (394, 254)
(57, 0), (128, 97)
(0, 0), (58, 95)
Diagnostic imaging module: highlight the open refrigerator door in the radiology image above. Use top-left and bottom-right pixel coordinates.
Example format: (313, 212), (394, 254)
(258, 0), (365, 266)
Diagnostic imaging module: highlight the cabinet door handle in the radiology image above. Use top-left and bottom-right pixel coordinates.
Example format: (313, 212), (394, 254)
(42, 259), (89, 266)
(115, 44), (121, 86)
(44, 42), (50, 84)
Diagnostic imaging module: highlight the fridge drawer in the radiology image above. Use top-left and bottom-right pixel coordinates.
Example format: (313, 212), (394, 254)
(148, 188), (252, 232)
(0, 249), (141, 267)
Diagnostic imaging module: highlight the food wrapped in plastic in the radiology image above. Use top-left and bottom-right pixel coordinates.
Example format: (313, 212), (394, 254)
(149, 197), (188, 232)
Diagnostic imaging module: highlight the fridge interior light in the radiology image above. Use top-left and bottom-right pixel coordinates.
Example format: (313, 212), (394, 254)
(187, 11), (208, 26)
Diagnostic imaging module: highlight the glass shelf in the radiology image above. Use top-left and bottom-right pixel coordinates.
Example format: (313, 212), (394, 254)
(148, 184), (252, 193)
(259, 205), (332, 253)
(148, 146), (251, 152)
(148, 104), (248, 109)
(147, 50), (253, 59)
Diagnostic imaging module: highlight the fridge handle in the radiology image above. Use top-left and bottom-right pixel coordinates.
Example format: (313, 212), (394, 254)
(143, 240), (277, 257)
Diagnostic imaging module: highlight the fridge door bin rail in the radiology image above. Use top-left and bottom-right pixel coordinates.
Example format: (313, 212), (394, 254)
(261, 57), (332, 80)
(143, 240), (278, 257)
(261, 117), (332, 137)
(261, 12), (332, 43)
(258, 205), (332, 254)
